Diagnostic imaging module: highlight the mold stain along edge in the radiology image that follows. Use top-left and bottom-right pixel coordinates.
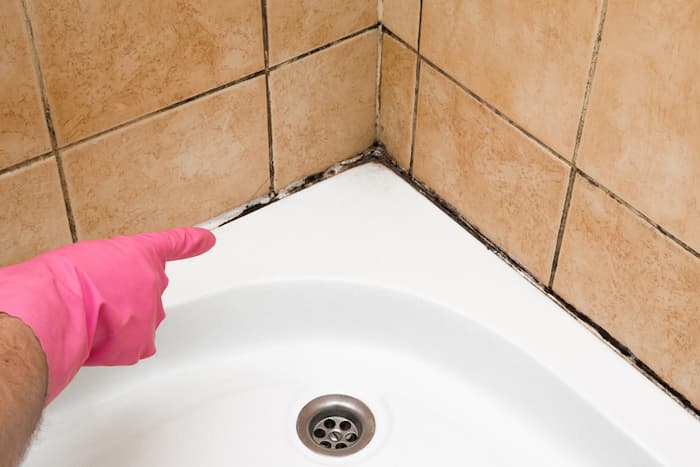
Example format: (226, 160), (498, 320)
(205, 143), (700, 422)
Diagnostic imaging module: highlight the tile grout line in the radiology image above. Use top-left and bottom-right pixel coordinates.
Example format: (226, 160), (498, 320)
(19, 0), (56, 149)
(374, 24), (384, 141)
(268, 23), (380, 72)
(407, 0), (424, 175)
(53, 157), (78, 242)
(0, 151), (53, 178)
(20, 0), (78, 242)
(375, 1), (383, 141)
(260, 0), (276, 194)
(571, 1), (609, 168)
(547, 0), (608, 289)
(548, 163), (579, 288)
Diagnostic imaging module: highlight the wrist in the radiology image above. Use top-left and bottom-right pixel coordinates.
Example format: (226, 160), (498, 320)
(0, 312), (48, 466)
(0, 261), (92, 404)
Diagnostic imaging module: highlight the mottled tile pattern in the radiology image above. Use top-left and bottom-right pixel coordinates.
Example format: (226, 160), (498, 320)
(379, 34), (416, 169)
(26, 0), (264, 146)
(382, 0), (421, 47)
(421, 0), (601, 158)
(578, 0), (700, 252)
(270, 31), (377, 188)
(62, 78), (269, 240)
(413, 65), (569, 281)
(4, 0), (696, 413)
(555, 175), (700, 406)
(0, 0), (50, 169)
(267, 0), (376, 65)
(0, 158), (72, 266)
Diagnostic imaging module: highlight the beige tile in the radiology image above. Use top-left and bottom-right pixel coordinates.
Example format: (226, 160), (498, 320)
(0, 0), (50, 169)
(379, 34), (416, 169)
(381, 0), (421, 47)
(554, 175), (700, 406)
(578, 1), (700, 253)
(421, 0), (601, 158)
(270, 31), (377, 188)
(26, 0), (264, 146)
(62, 77), (269, 240)
(267, 0), (377, 65)
(0, 158), (72, 266)
(413, 65), (569, 281)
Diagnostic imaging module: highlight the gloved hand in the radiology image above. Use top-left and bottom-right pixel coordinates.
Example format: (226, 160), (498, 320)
(0, 227), (215, 404)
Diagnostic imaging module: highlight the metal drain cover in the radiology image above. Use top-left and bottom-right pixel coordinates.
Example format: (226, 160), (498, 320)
(296, 394), (375, 456)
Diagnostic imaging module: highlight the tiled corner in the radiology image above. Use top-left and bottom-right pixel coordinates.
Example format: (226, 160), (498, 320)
(421, 0), (601, 158)
(554, 175), (700, 407)
(379, 33), (416, 169)
(578, 1), (700, 253)
(0, 158), (72, 266)
(26, 0), (264, 146)
(61, 77), (269, 240)
(270, 30), (377, 188)
(266, 0), (376, 65)
(0, 0), (50, 169)
(413, 65), (569, 282)
(381, 0), (421, 47)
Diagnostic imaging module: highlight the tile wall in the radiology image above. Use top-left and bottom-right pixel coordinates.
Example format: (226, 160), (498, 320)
(378, 0), (700, 410)
(0, 0), (378, 264)
(3, 0), (699, 416)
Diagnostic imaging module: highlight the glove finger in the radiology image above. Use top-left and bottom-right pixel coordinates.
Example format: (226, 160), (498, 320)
(137, 227), (216, 262)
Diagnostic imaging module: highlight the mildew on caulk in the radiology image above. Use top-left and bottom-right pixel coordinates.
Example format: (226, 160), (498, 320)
(200, 143), (700, 421)
(205, 145), (383, 230)
(371, 146), (700, 422)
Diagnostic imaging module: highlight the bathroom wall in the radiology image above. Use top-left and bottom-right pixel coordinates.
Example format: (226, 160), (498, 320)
(3, 0), (698, 415)
(0, 0), (378, 266)
(379, 0), (700, 409)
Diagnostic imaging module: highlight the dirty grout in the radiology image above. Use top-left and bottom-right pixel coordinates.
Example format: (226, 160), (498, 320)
(407, 0), (424, 175)
(20, 0), (78, 242)
(374, 24), (384, 141)
(260, 0), (276, 194)
(548, 0), (609, 288)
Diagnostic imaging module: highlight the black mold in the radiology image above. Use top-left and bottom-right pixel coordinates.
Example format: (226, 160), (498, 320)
(215, 143), (700, 421)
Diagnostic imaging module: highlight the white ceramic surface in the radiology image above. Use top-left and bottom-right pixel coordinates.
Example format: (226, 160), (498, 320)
(24, 164), (700, 466)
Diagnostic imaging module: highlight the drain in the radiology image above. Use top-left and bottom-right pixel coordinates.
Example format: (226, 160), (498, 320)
(297, 394), (375, 456)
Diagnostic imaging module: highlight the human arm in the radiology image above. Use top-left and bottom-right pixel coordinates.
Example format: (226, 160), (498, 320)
(0, 227), (215, 465)
(0, 313), (47, 467)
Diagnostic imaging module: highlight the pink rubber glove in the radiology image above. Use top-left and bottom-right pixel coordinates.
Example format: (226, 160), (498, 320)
(0, 227), (215, 404)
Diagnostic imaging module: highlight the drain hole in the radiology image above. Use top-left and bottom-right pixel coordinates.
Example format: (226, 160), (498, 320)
(297, 394), (376, 457)
(323, 418), (336, 429)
